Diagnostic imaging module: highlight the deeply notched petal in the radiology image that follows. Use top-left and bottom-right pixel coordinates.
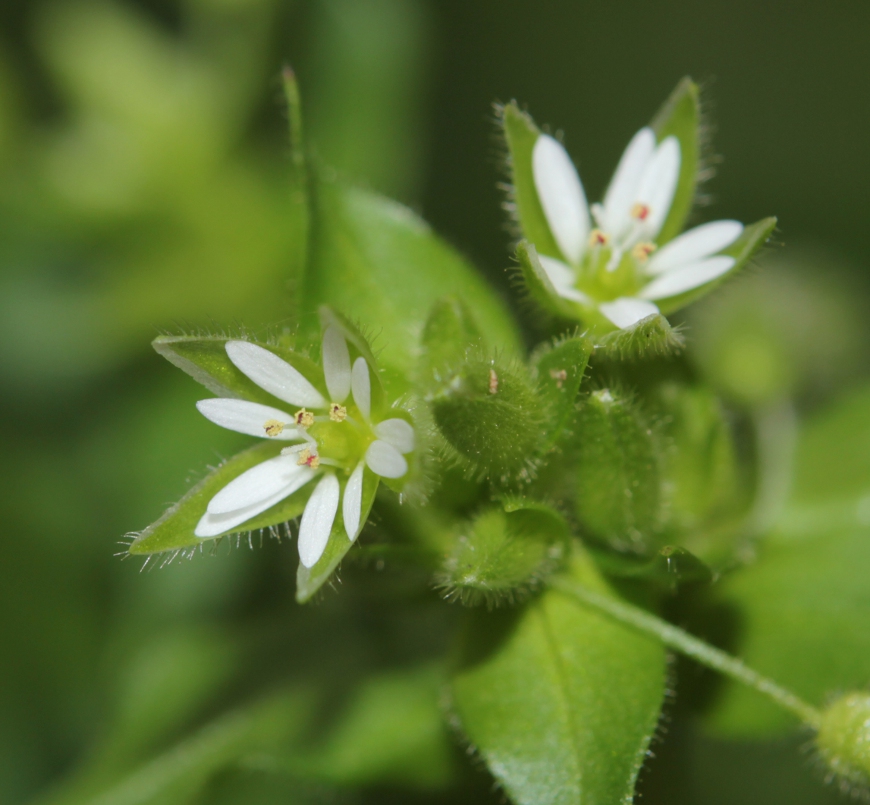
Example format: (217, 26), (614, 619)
(374, 418), (416, 454)
(640, 255), (736, 300)
(538, 255), (591, 303)
(365, 440), (408, 479)
(646, 220), (743, 275)
(196, 398), (300, 440)
(352, 357), (371, 421)
(227, 341), (326, 409)
(532, 134), (590, 264)
(194, 488), (298, 538)
(206, 455), (316, 514)
(343, 462), (365, 541)
(321, 326), (352, 402)
(635, 137), (680, 239)
(298, 473), (340, 568)
(599, 297), (660, 329)
(602, 127), (656, 235)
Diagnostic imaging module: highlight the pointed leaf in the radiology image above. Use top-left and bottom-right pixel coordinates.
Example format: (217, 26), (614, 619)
(152, 335), (327, 407)
(650, 77), (701, 245)
(449, 549), (667, 805)
(655, 217), (777, 315)
(593, 313), (685, 359)
(128, 441), (311, 556)
(418, 296), (485, 391)
(296, 468), (379, 603)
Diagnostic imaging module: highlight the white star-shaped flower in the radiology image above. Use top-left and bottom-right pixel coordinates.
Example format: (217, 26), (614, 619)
(532, 127), (744, 329)
(193, 327), (414, 568)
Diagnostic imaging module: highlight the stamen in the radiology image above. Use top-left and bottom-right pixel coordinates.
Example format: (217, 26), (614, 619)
(263, 419), (285, 437)
(329, 403), (347, 422)
(630, 202), (651, 221)
(294, 408), (315, 428)
(588, 228), (610, 248)
(631, 242), (657, 263)
(296, 447), (321, 469)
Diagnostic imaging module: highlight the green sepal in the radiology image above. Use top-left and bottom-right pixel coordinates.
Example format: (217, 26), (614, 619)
(531, 333), (591, 453)
(655, 217), (777, 315)
(449, 546), (666, 805)
(590, 544), (714, 592)
(296, 468), (379, 603)
(515, 240), (579, 319)
(499, 102), (563, 261)
(571, 388), (663, 553)
(430, 352), (544, 483)
(437, 501), (570, 607)
(650, 76), (701, 245)
(418, 296), (485, 392)
(593, 313), (685, 360)
(128, 441), (311, 556)
(152, 335), (327, 407)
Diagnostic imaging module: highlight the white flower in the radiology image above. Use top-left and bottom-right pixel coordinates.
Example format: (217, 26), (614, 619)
(193, 328), (415, 568)
(531, 127), (744, 329)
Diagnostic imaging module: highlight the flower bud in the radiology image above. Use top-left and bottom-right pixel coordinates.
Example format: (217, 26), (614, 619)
(816, 692), (870, 793)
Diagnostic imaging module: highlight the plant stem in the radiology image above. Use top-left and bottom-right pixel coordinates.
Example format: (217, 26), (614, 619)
(551, 576), (822, 728)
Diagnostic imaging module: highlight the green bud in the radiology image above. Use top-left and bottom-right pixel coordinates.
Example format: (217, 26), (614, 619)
(430, 353), (544, 483)
(437, 503), (569, 608)
(571, 388), (662, 552)
(816, 692), (870, 793)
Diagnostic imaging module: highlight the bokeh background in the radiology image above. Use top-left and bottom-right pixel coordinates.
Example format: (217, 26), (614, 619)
(1, 1), (869, 803)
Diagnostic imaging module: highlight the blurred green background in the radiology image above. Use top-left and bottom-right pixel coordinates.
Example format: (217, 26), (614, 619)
(1, 1), (869, 803)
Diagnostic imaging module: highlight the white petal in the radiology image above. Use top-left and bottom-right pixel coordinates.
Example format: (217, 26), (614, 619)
(321, 326), (351, 402)
(343, 462), (365, 542)
(635, 136), (681, 239)
(532, 134), (590, 264)
(365, 439), (408, 479)
(602, 127), (656, 234)
(352, 357), (371, 420)
(196, 398), (299, 440)
(194, 486), (296, 538)
(599, 297), (660, 329)
(206, 455), (317, 514)
(226, 341), (326, 409)
(374, 418), (415, 454)
(298, 473), (340, 568)
(640, 256), (736, 300)
(538, 255), (591, 304)
(646, 221), (743, 275)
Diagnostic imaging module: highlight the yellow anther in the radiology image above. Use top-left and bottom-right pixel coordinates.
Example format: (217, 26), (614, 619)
(296, 448), (321, 469)
(630, 202), (651, 221)
(631, 242), (657, 263)
(263, 419), (285, 438)
(294, 408), (315, 428)
(588, 228), (610, 247)
(329, 403), (347, 422)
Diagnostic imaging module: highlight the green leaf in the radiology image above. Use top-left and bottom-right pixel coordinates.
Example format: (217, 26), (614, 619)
(449, 548), (667, 805)
(272, 665), (454, 790)
(592, 313), (685, 360)
(499, 102), (563, 261)
(128, 441), (310, 555)
(418, 295), (485, 391)
(531, 333), (592, 453)
(437, 503), (570, 607)
(296, 468), (379, 603)
(650, 77), (701, 245)
(152, 335), (327, 407)
(303, 180), (522, 396)
(704, 384), (870, 737)
(655, 217), (777, 315)
(571, 389), (664, 553)
(590, 545), (714, 592)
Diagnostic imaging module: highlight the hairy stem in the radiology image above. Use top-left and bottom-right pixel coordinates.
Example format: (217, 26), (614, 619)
(551, 576), (822, 728)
